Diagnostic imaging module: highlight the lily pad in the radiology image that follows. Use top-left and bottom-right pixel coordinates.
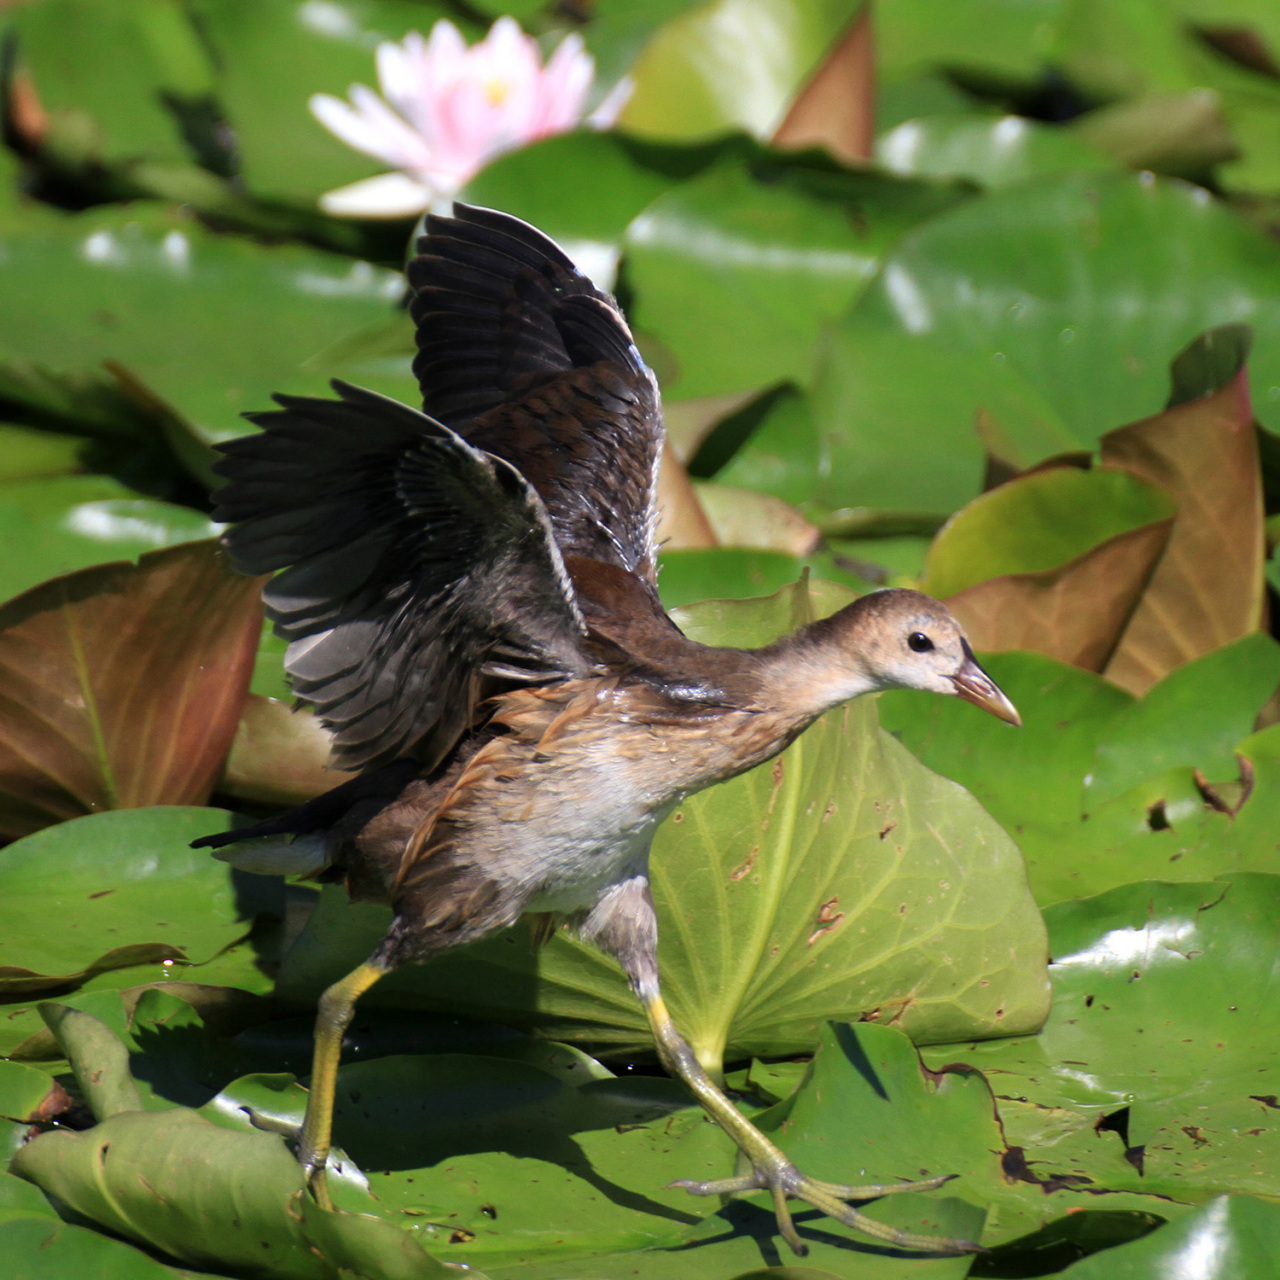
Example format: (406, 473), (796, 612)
(922, 465), (1176, 599)
(1098, 367), (1266, 695)
(618, 0), (863, 141)
(881, 642), (1280, 904)
(624, 160), (969, 399)
(793, 325), (1077, 516)
(877, 114), (1115, 188)
(923, 875), (1280, 1207)
(272, 581), (1049, 1076)
(845, 170), (1280, 453)
(12, 1104), (453, 1279)
(751, 1021), (1181, 1247)
(1058, 1194), (1280, 1279)
(0, 475), (217, 606)
(0, 807), (281, 998)
(0, 542), (262, 838)
(1085, 632), (1280, 808)
(0, 204), (412, 457)
(0, 1217), (185, 1280)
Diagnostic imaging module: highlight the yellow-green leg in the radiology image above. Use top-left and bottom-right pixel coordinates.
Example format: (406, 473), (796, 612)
(641, 993), (980, 1257)
(298, 960), (388, 1210)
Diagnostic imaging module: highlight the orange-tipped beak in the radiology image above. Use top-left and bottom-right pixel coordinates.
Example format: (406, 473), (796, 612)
(951, 643), (1021, 726)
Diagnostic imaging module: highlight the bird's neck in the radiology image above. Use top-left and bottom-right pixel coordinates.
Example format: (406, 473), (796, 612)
(748, 611), (880, 720)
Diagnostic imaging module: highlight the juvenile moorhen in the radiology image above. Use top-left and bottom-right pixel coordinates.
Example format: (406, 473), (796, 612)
(194, 204), (1019, 1257)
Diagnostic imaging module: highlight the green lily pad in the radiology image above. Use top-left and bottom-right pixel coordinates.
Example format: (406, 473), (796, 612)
(877, 114), (1115, 188)
(844, 171), (1280, 448)
(624, 160), (970, 399)
(791, 325), (1077, 516)
(0, 424), (87, 483)
(10, 0), (215, 169)
(618, 0), (863, 141)
(0, 475), (216, 606)
(924, 875), (1280, 1208)
(0, 1217), (185, 1280)
(0, 1169), (60, 1225)
(12, 1105), (454, 1279)
(0, 204), (412, 457)
(880, 643), (1280, 904)
(657, 548), (811, 608)
(0, 1061), (61, 1126)
(0, 807), (281, 998)
(273, 580), (1049, 1076)
(877, 0), (1065, 91)
(1058, 1194), (1280, 1279)
(208, 1054), (721, 1269)
(921, 465), (1177, 599)
(1085, 631), (1280, 808)
(484, 1192), (981, 1278)
(752, 1021), (1179, 1247)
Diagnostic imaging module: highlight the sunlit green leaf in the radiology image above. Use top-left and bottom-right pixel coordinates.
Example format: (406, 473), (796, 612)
(922, 465), (1176, 599)
(0, 205), (412, 458)
(846, 172), (1280, 444)
(0, 476), (216, 606)
(619, 0), (864, 141)
(0, 1217), (183, 1279)
(925, 876), (1280, 1208)
(801, 326), (1077, 515)
(1085, 632), (1280, 807)
(753, 1021), (1181, 1245)
(878, 114), (1115, 187)
(0, 807), (280, 997)
(1058, 1195), (1280, 1279)
(625, 160), (969, 398)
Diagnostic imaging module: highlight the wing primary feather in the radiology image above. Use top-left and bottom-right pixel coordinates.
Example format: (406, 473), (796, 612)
(214, 379), (587, 770)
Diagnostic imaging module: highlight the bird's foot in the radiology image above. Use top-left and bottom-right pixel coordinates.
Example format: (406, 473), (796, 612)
(671, 1158), (980, 1257)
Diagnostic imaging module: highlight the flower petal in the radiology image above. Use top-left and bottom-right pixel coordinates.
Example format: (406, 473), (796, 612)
(309, 90), (420, 169)
(318, 172), (435, 218)
(587, 75), (634, 129)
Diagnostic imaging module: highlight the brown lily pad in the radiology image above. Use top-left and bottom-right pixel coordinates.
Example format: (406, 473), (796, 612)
(1101, 368), (1266, 694)
(0, 540), (263, 838)
(946, 518), (1173, 670)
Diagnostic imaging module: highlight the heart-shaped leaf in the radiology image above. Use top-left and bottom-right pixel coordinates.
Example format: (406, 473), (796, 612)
(0, 541), (262, 837)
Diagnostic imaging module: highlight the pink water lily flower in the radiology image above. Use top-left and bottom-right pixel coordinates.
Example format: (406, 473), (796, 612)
(311, 18), (630, 218)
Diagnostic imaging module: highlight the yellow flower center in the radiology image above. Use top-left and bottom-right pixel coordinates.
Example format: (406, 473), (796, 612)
(483, 76), (511, 107)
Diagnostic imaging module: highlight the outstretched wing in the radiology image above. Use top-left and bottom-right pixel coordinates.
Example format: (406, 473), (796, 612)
(408, 204), (663, 587)
(212, 381), (589, 771)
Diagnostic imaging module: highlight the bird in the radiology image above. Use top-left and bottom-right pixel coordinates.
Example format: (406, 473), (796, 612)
(193, 203), (1020, 1258)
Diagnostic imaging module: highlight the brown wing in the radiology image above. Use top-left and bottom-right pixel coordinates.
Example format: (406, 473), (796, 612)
(212, 382), (589, 772)
(407, 204), (663, 588)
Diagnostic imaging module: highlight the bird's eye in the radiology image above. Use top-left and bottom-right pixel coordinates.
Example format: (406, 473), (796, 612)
(907, 632), (934, 653)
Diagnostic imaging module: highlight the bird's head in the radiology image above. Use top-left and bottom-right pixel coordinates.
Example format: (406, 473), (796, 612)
(811, 589), (1021, 725)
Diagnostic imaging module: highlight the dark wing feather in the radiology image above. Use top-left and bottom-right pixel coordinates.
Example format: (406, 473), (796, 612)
(408, 204), (663, 587)
(213, 380), (588, 771)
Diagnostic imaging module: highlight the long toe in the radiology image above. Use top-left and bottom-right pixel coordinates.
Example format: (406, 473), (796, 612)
(672, 1162), (980, 1256)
